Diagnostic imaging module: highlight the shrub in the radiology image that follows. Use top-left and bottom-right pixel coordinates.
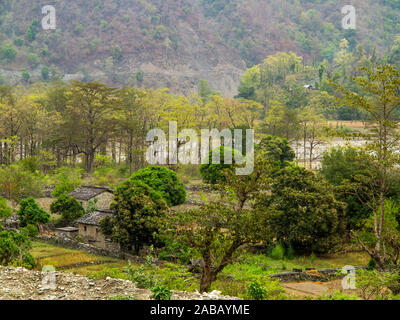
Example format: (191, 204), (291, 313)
(52, 166), (83, 197)
(1, 44), (17, 63)
(199, 146), (243, 184)
(0, 197), (12, 220)
(130, 165), (186, 206)
(21, 224), (38, 239)
(17, 197), (50, 227)
(125, 262), (158, 289)
(151, 285), (172, 300)
(269, 243), (285, 260)
(367, 259), (377, 271)
(246, 281), (267, 300)
(50, 195), (85, 223)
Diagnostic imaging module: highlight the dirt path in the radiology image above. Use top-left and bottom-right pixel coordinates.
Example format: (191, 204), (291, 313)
(282, 280), (345, 297)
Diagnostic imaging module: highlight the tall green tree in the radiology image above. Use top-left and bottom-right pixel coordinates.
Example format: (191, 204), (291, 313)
(333, 65), (400, 268)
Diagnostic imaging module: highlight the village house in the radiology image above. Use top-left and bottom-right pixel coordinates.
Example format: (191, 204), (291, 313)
(75, 209), (120, 251)
(68, 186), (114, 211)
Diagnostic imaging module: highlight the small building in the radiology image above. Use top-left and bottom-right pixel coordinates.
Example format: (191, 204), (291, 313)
(55, 227), (79, 238)
(75, 209), (119, 251)
(68, 186), (114, 211)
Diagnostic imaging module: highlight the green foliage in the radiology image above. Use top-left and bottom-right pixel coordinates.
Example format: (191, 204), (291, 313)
(199, 147), (242, 184)
(50, 195), (85, 223)
(130, 165), (186, 206)
(85, 198), (98, 215)
(367, 259), (377, 271)
(356, 269), (400, 299)
(0, 228), (35, 268)
(21, 224), (39, 239)
(21, 69), (30, 82)
(109, 294), (136, 300)
(125, 261), (158, 289)
(151, 285), (172, 300)
(317, 291), (359, 300)
(246, 281), (267, 300)
(256, 135), (295, 167)
(1, 43), (17, 63)
(258, 165), (344, 253)
(51, 167), (83, 197)
(320, 147), (377, 231)
(0, 197), (12, 220)
(41, 65), (50, 81)
(268, 243), (285, 260)
(100, 180), (168, 254)
(157, 239), (196, 264)
(0, 164), (44, 204)
(17, 197), (50, 227)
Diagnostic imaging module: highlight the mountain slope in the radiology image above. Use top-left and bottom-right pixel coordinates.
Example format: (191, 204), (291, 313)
(0, 0), (399, 96)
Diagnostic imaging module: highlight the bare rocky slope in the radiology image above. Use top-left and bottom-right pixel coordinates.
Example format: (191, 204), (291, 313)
(0, 266), (235, 300)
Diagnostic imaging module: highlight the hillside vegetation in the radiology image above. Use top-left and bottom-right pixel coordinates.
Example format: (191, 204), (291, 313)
(0, 0), (400, 95)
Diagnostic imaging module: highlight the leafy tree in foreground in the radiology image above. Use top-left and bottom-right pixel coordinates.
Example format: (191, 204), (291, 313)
(50, 194), (85, 224)
(173, 202), (267, 292)
(333, 65), (400, 268)
(173, 152), (272, 292)
(257, 165), (345, 253)
(100, 180), (168, 254)
(17, 197), (50, 227)
(319, 146), (373, 231)
(130, 165), (186, 206)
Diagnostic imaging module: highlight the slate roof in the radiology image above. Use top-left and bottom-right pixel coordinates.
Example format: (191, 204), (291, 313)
(75, 210), (114, 226)
(67, 186), (113, 201)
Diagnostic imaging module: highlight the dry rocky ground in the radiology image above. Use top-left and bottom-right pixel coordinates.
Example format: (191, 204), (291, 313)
(0, 266), (235, 300)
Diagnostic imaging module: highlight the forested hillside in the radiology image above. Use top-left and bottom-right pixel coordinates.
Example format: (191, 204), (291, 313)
(0, 0), (400, 95)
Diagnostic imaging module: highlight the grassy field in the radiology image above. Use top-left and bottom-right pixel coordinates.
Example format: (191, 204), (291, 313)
(30, 241), (370, 299)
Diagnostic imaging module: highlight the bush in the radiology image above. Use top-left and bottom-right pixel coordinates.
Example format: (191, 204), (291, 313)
(125, 262), (158, 289)
(246, 281), (267, 300)
(17, 197), (50, 227)
(0, 197), (12, 220)
(199, 146), (243, 184)
(50, 195), (85, 223)
(151, 285), (172, 300)
(21, 224), (38, 239)
(52, 166), (83, 197)
(130, 165), (186, 206)
(268, 243), (285, 260)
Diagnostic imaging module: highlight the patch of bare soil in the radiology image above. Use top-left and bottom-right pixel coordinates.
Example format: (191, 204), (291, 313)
(0, 266), (236, 300)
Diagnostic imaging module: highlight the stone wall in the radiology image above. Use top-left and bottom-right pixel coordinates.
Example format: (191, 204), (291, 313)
(269, 266), (367, 282)
(37, 234), (142, 262)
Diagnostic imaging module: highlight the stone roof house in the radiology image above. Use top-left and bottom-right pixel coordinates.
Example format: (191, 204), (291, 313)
(75, 209), (119, 251)
(68, 186), (114, 211)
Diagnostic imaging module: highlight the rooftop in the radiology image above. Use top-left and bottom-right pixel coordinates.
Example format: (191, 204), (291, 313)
(75, 210), (114, 226)
(68, 186), (113, 201)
